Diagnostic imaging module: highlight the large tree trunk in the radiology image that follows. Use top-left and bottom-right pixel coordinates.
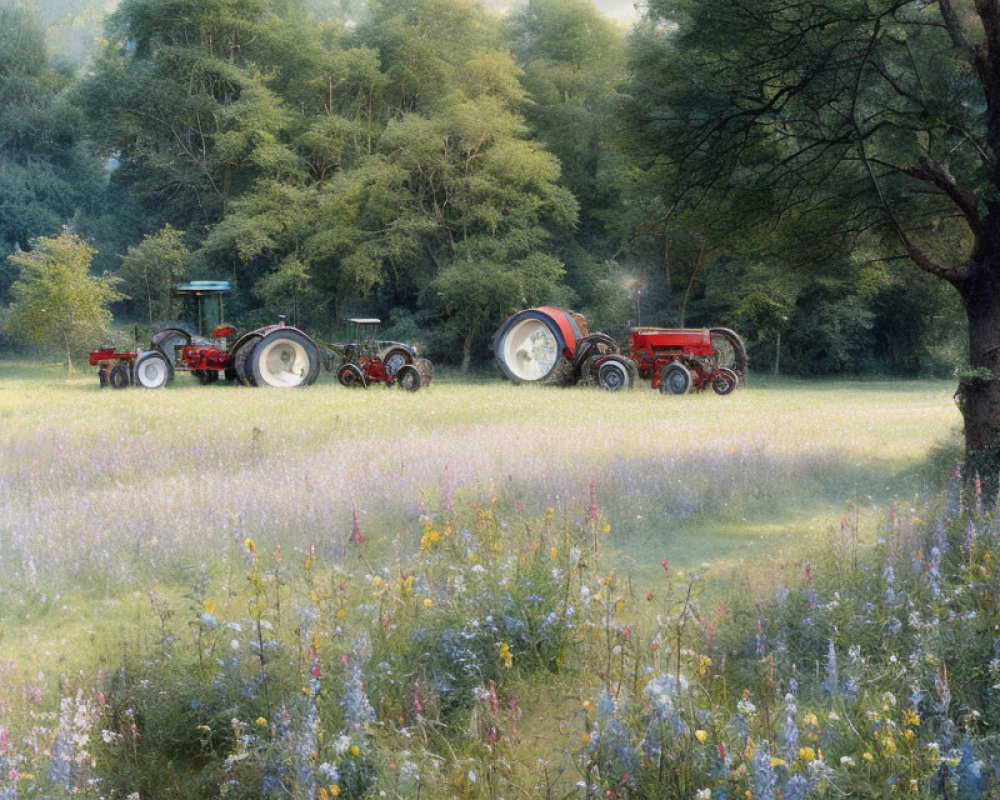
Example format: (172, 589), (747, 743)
(957, 254), (1000, 497)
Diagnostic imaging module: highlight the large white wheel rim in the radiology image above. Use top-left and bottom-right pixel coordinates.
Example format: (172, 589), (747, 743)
(257, 338), (310, 387)
(137, 356), (168, 388)
(501, 318), (558, 382)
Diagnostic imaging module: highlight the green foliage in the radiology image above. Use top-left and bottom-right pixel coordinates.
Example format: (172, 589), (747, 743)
(3, 232), (122, 369)
(116, 224), (189, 326)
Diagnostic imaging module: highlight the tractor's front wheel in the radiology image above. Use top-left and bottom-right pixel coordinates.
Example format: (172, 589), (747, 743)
(338, 363), (367, 388)
(659, 361), (692, 395)
(711, 367), (738, 396)
(596, 356), (633, 392)
(396, 364), (421, 391)
(134, 349), (173, 389)
(250, 329), (320, 388)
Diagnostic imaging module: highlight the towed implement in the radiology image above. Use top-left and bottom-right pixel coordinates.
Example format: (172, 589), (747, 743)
(493, 307), (747, 394)
(90, 282), (432, 390)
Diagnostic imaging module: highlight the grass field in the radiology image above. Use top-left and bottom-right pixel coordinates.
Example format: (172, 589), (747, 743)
(0, 363), (974, 799)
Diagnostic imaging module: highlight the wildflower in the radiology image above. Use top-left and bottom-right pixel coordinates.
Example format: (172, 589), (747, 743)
(349, 744), (360, 757)
(352, 507), (364, 545)
(770, 756), (787, 767)
(255, 717), (267, 728)
(422, 597), (434, 608)
(695, 729), (709, 743)
(698, 655), (712, 676)
(550, 546), (558, 561)
(797, 747), (815, 762)
(863, 752), (874, 762)
(420, 527), (440, 551)
(840, 756), (855, 767)
(903, 709), (920, 727)
(499, 642), (513, 668)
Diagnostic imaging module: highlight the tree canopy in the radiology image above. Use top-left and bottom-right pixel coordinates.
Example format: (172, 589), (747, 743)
(0, 0), (972, 384)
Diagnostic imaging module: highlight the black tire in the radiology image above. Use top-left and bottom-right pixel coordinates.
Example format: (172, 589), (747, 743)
(150, 327), (192, 367)
(250, 329), (320, 388)
(381, 346), (412, 377)
(711, 367), (738, 396)
(134, 349), (173, 389)
(709, 328), (748, 378)
(109, 362), (131, 389)
(196, 370), (219, 384)
(338, 363), (367, 388)
(396, 364), (421, 391)
(231, 334), (262, 386)
(660, 361), (692, 395)
(596, 356), (633, 392)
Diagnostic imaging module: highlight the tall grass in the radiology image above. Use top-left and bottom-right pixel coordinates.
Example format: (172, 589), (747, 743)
(0, 364), (979, 798)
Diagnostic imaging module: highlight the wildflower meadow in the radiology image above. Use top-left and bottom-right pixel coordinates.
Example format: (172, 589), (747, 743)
(1, 365), (996, 799)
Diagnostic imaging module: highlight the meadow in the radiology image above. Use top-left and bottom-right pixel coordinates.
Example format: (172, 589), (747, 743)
(2, 364), (996, 799)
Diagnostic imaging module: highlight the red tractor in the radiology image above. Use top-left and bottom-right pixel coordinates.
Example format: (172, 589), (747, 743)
(90, 282), (432, 390)
(492, 307), (747, 394)
(332, 318), (433, 391)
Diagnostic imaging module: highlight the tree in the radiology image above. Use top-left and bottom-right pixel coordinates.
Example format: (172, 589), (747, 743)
(4, 232), (122, 370)
(0, 6), (104, 292)
(117, 224), (189, 327)
(623, 0), (1000, 481)
(74, 0), (307, 232)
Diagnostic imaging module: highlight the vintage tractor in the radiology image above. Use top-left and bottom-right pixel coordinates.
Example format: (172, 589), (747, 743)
(492, 307), (747, 394)
(331, 317), (434, 391)
(89, 282), (432, 390)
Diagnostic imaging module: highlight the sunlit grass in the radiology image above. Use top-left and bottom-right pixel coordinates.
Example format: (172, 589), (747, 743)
(0, 363), (976, 798)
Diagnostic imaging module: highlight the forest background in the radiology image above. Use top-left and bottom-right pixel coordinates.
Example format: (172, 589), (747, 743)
(0, 0), (969, 375)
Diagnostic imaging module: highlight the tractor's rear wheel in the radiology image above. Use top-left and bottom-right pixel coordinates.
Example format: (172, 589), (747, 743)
(660, 361), (692, 395)
(711, 367), (738, 395)
(232, 335), (262, 386)
(250, 329), (320, 388)
(709, 328), (748, 379)
(382, 347), (412, 377)
(396, 364), (421, 391)
(596, 357), (632, 392)
(134, 349), (173, 389)
(151, 327), (192, 366)
(109, 363), (131, 389)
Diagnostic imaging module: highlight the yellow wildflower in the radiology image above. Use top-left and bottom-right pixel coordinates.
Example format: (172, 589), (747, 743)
(245, 538), (256, 553)
(255, 717), (267, 728)
(400, 575), (414, 595)
(350, 745), (360, 757)
(770, 757), (787, 767)
(694, 729), (709, 743)
(802, 713), (818, 727)
(499, 642), (513, 668)
(420, 528), (440, 552)
(330, 786), (341, 797)
(698, 655), (712, 676)
(798, 746), (816, 761)
(423, 597), (434, 608)
(903, 709), (920, 727)
(204, 600), (218, 614)
(863, 751), (874, 762)
(550, 546), (558, 561)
